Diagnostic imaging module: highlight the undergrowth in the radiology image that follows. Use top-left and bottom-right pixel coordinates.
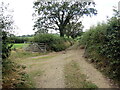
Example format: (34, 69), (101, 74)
(2, 49), (45, 88)
(2, 59), (34, 88)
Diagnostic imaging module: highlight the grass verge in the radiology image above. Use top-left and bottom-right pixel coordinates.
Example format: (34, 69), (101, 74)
(10, 49), (48, 61)
(64, 60), (98, 88)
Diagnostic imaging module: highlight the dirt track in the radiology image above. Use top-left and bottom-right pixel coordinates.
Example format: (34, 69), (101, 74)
(21, 47), (114, 88)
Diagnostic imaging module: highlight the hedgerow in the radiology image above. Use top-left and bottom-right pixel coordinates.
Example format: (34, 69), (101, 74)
(80, 17), (120, 85)
(100, 18), (120, 80)
(9, 36), (29, 43)
(34, 34), (73, 51)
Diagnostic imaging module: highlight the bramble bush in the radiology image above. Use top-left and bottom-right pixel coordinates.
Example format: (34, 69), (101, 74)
(80, 17), (120, 84)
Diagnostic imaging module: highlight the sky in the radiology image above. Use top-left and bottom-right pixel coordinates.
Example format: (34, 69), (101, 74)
(1, 0), (120, 36)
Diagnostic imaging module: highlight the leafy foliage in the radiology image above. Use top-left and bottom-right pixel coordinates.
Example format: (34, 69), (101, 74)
(80, 17), (120, 84)
(2, 31), (13, 59)
(33, 1), (97, 37)
(65, 21), (83, 38)
(100, 17), (120, 79)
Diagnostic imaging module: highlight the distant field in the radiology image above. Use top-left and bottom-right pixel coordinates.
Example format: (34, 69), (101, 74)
(12, 43), (29, 49)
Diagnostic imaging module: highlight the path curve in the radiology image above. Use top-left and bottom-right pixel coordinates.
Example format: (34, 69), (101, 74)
(23, 48), (114, 88)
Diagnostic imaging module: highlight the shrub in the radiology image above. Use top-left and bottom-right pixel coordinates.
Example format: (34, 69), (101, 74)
(34, 34), (72, 51)
(51, 43), (66, 51)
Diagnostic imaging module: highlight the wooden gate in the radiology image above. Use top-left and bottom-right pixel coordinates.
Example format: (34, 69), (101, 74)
(37, 43), (47, 52)
(25, 42), (47, 52)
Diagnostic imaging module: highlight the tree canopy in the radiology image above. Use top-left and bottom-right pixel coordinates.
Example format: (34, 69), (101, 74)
(0, 2), (14, 32)
(65, 21), (83, 38)
(33, 0), (97, 37)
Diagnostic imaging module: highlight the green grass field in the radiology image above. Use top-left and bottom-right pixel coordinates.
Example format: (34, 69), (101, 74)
(12, 43), (29, 49)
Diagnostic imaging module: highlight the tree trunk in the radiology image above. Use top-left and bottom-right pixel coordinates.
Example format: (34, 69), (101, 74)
(59, 27), (64, 37)
(60, 30), (64, 37)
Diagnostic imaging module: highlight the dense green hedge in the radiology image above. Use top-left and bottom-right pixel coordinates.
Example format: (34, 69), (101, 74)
(34, 34), (73, 51)
(80, 17), (120, 84)
(100, 18), (120, 80)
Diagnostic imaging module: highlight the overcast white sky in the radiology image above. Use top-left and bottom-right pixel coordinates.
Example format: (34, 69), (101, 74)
(1, 0), (120, 36)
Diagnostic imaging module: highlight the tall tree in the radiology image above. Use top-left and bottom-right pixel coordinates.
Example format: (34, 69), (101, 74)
(33, 0), (97, 37)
